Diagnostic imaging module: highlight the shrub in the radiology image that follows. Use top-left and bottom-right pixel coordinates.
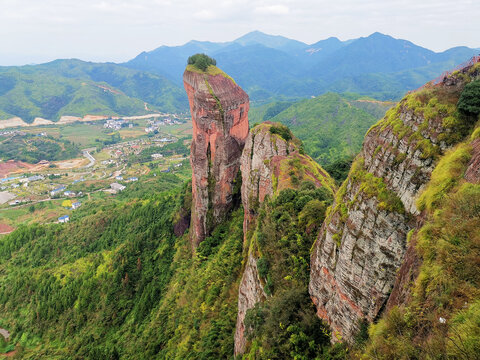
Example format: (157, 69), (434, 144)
(257, 257), (269, 279)
(458, 80), (480, 116)
(269, 124), (292, 142)
(187, 53), (216, 71)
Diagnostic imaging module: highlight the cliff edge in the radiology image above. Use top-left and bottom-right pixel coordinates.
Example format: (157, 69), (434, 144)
(184, 64), (249, 248)
(235, 122), (336, 355)
(309, 60), (480, 344)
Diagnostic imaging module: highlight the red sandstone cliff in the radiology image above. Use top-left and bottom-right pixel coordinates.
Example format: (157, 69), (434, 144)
(184, 66), (249, 248)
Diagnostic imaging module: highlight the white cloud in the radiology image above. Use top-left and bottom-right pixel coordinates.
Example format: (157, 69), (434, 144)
(0, 0), (478, 65)
(193, 9), (217, 21)
(254, 5), (290, 15)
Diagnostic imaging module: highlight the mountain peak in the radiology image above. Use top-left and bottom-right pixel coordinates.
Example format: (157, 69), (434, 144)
(233, 30), (307, 50)
(365, 32), (393, 40)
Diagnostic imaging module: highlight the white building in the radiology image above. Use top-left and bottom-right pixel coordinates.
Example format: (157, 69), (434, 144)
(110, 183), (126, 193)
(58, 215), (70, 223)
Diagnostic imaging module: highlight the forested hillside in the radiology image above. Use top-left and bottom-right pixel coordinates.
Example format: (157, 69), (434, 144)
(0, 134), (79, 163)
(0, 174), (345, 359)
(250, 93), (393, 173)
(0, 60), (187, 122)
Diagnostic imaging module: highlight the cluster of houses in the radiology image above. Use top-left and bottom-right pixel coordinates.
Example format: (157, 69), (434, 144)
(58, 201), (82, 224)
(104, 119), (134, 130)
(50, 186), (66, 198)
(0, 130), (27, 137)
(50, 186), (82, 198)
(145, 117), (182, 133)
(114, 176), (138, 182)
(1, 174), (46, 190)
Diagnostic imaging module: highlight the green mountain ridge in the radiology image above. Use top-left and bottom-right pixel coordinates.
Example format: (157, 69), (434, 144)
(250, 92), (393, 166)
(0, 60), (187, 122)
(0, 82), (479, 358)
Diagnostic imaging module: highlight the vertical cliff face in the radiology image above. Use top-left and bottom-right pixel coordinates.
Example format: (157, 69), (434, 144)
(240, 122), (294, 241)
(184, 66), (249, 248)
(309, 65), (478, 343)
(234, 122), (336, 356)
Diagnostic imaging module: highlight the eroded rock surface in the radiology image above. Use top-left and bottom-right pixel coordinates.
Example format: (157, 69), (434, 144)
(309, 74), (470, 342)
(184, 67), (249, 248)
(240, 122), (295, 241)
(235, 122), (335, 355)
(234, 254), (267, 355)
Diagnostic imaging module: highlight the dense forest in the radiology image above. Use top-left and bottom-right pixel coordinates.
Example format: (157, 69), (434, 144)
(0, 173), (346, 359)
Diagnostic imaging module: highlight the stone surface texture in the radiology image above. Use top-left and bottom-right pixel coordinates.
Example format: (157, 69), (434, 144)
(240, 122), (295, 241)
(309, 72), (471, 343)
(234, 122), (335, 355)
(234, 253), (267, 355)
(184, 68), (249, 248)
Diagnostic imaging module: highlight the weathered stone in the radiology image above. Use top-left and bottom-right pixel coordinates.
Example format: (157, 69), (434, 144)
(184, 68), (249, 248)
(234, 254), (267, 355)
(309, 92), (461, 342)
(235, 122), (335, 355)
(240, 122), (294, 242)
(310, 188), (409, 342)
(465, 138), (480, 183)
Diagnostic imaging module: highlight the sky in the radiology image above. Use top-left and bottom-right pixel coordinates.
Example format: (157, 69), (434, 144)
(0, 0), (479, 66)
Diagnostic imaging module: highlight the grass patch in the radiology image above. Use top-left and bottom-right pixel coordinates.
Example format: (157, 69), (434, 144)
(417, 143), (472, 212)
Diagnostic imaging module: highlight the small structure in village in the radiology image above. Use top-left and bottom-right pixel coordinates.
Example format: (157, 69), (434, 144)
(110, 182), (126, 193)
(58, 215), (70, 223)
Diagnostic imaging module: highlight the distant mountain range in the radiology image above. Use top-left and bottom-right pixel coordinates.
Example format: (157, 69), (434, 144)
(125, 31), (477, 102)
(0, 31), (477, 122)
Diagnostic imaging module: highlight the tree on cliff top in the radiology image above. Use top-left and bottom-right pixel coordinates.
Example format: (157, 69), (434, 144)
(187, 53), (217, 71)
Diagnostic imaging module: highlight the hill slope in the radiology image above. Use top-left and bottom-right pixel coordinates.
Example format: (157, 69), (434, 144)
(309, 57), (480, 356)
(0, 60), (187, 122)
(253, 93), (393, 166)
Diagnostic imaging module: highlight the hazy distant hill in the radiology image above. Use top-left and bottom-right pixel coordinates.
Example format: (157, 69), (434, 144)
(0, 60), (187, 122)
(250, 92), (393, 165)
(0, 31), (476, 123)
(125, 31), (477, 102)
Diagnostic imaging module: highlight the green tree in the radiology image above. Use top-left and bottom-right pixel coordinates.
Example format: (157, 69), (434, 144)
(187, 54), (217, 71)
(457, 80), (480, 116)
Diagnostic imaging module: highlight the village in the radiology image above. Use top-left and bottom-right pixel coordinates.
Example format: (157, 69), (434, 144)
(0, 114), (192, 234)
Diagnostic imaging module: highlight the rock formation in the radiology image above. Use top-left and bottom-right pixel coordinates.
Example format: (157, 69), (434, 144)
(240, 122), (294, 241)
(234, 122), (335, 355)
(309, 64), (479, 343)
(184, 65), (249, 248)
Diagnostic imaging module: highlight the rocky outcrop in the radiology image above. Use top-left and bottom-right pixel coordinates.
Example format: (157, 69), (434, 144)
(184, 66), (249, 248)
(240, 122), (295, 241)
(465, 138), (480, 183)
(309, 69), (474, 342)
(234, 254), (267, 355)
(235, 123), (335, 356)
(240, 122), (335, 242)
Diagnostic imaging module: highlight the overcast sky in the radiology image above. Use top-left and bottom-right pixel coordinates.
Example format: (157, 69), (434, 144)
(0, 0), (479, 66)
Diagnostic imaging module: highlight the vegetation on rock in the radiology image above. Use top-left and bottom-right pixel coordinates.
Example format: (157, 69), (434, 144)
(187, 54), (217, 72)
(242, 183), (342, 359)
(457, 79), (480, 116)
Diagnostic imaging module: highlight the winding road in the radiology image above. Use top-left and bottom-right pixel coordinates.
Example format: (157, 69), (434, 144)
(82, 150), (95, 168)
